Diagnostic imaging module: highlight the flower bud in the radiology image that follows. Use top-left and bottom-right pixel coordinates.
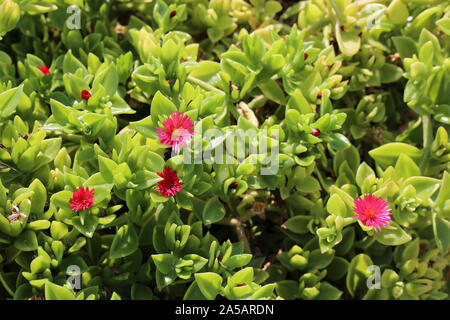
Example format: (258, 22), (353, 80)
(392, 282), (404, 299)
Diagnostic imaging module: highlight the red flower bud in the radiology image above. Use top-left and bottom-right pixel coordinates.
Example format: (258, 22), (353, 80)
(312, 128), (321, 137)
(304, 52), (308, 60)
(317, 92), (322, 99)
(81, 89), (92, 101)
(38, 65), (50, 75)
(170, 10), (176, 18)
(230, 182), (238, 189)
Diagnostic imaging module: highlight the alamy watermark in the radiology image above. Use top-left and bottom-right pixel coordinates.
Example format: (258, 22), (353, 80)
(66, 265), (81, 290)
(66, 5), (81, 30)
(367, 265), (381, 289)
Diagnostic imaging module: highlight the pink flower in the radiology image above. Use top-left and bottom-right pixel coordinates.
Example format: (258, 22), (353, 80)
(38, 65), (50, 75)
(156, 112), (194, 153)
(70, 187), (94, 212)
(155, 167), (183, 198)
(353, 194), (392, 232)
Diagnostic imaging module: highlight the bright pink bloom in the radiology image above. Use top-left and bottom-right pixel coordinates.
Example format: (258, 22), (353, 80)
(156, 112), (194, 153)
(353, 194), (392, 232)
(81, 89), (92, 101)
(38, 65), (50, 75)
(70, 187), (94, 212)
(155, 167), (183, 198)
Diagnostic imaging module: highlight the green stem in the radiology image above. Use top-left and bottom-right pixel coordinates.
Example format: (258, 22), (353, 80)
(304, 17), (332, 38)
(187, 75), (224, 96)
(420, 115), (433, 175)
(248, 95), (268, 109)
(229, 218), (251, 254)
(0, 271), (14, 297)
(328, 0), (342, 22)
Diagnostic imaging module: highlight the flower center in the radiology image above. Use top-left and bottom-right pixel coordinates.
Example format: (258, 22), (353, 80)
(365, 209), (375, 218)
(171, 128), (187, 141)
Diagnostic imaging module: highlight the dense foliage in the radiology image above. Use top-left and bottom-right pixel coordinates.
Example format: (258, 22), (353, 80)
(0, 0), (449, 300)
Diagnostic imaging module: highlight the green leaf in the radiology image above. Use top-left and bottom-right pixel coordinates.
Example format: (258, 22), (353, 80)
(276, 280), (299, 300)
(369, 143), (422, 168)
(129, 116), (156, 139)
(329, 133), (351, 150)
(152, 254), (176, 274)
(307, 249), (335, 270)
(346, 254), (373, 297)
(432, 213), (450, 253)
(98, 155), (117, 184)
(284, 215), (311, 234)
(327, 194), (348, 217)
(392, 36), (418, 60)
(194, 272), (223, 300)
(224, 254), (252, 270)
(109, 224), (139, 259)
(386, 0), (409, 24)
(335, 22), (360, 56)
(379, 63), (403, 84)
(356, 162), (375, 188)
(72, 214), (98, 238)
(296, 176), (321, 193)
(288, 89), (313, 114)
(50, 190), (73, 212)
(50, 99), (72, 125)
(202, 196), (226, 226)
(402, 176), (440, 205)
(395, 154), (421, 179)
(29, 179), (47, 216)
(434, 171), (450, 212)
(151, 91), (177, 126)
(14, 230), (38, 251)
(63, 50), (87, 75)
(373, 221), (412, 246)
(251, 283), (276, 299)
(45, 282), (76, 300)
(131, 283), (153, 300)
(316, 282), (343, 300)
(0, 85), (23, 118)
(50, 221), (68, 240)
(93, 62), (118, 96)
(229, 267), (253, 287)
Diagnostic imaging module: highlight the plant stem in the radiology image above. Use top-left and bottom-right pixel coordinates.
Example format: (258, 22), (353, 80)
(229, 218), (251, 254)
(0, 271), (14, 297)
(248, 95), (267, 109)
(304, 17), (332, 38)
(420, 114), (433, 175)
(187, 75), (224, 96)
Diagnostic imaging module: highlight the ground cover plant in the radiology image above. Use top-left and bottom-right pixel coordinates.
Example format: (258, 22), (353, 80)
(0, 0), (449, 301)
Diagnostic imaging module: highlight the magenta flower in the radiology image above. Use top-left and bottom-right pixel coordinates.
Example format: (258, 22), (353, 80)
(155, 167), (183, 198)
(156, 112), (194, 153)
(70, 187), (94, 212)
(353, 194), (392, 232)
